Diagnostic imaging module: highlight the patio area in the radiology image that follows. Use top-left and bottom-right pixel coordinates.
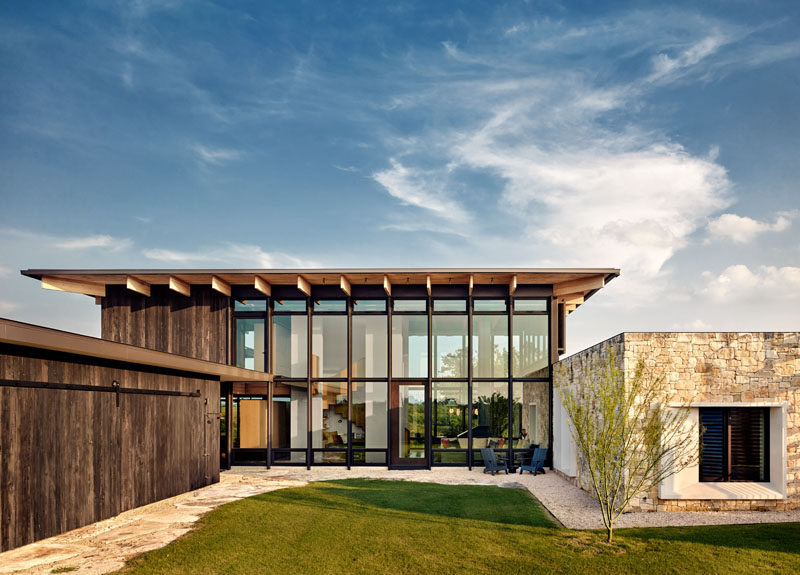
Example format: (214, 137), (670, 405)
(2, 467), (798, 575)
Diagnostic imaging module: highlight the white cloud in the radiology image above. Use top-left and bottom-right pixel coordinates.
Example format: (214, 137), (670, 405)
(707, 212), (794, 244)
(191, 144), (242, 166)
(333, 164), (360, 173)
(504, 23), (528, 37)
(649, 34), (729, 83)
(143, 242), (319, 268)
(0, 300), (20, 314)
(698, 264), (800, 302)
(671, 319), (712, 331)
(121, 62), (133, 88)
(54, 234), (133, 251)
(372, 158), (469, 224)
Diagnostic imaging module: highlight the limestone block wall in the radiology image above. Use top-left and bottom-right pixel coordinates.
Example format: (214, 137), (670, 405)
(553, 332), (800, 512)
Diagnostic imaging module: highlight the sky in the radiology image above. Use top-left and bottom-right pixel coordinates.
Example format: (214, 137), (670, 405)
(1, 1), (798, 353)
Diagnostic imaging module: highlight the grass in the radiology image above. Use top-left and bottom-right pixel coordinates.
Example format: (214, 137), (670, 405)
(115, 480), (800, 575)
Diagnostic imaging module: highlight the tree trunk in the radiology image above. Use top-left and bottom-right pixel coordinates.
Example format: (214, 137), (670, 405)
(607, 524), (613, 543)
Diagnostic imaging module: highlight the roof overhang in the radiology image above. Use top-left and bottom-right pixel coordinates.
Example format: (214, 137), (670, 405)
(0, 318), (272, 382)
(21, 267), (620, 315)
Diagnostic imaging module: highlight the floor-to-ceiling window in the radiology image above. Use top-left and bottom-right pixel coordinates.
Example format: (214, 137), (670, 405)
(470, 298), (510, 465)
(431, 299), (468, 465)
(351, 299), (388, 464)
(310, 300), (348, 464)
(271, 299), (309, 465)
(512, 299), (550, 462)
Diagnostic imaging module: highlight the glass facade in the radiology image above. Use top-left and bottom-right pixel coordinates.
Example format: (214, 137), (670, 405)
(472, 315), (508, 378)
(352, 316), (388, 377)
(227, 293), (552, 468)
(272, 314), (308, 377)
(513, 314), (549, 378)
(235, 318), (265, 371)
(351, 382), (388, 449)
(432, 381), (468, 449)
(312, 315), (347, 378)
(391, 315), (428, 378)
(432, 315), (468, 378)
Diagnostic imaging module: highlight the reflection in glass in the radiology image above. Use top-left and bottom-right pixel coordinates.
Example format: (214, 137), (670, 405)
(272, 315), (308, 377)
(314, 300), (346, 312)
(399, 384), (426, 459)
(433, 451), (468, 464)
(272, 381), (307, 463)
(354, 299), (386, 312)
(513, 315), (549, 377)
(512, 381), (549, 449)
(472, 315), (508, 378)
(353, 451), (387, 464)
(352, 316), (388, 378)
(235, 299), (267, 312)
(472, 381), (509, 449)
(391, 315), (428, 377)
(474, 299), (506, 312)
(432, 382), (468, 448)
(433, 299), (466, 312)
(312, 315), (347, 378)
(235, 318), (265, 371)
(514, 300), (547, 312)
(433, 315), (468, 378)
(394, 300), (426, 312)
(351, 382), (388, 449)
(314, 451), (346, 463)
(274, 300), (307, 312)
(311, 382), (348, 449)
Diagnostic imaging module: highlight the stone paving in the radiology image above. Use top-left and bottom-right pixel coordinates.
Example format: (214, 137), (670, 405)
(2, 467), (799, 574)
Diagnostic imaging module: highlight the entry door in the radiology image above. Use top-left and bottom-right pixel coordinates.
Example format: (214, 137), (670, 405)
(390, 382), (428, 467)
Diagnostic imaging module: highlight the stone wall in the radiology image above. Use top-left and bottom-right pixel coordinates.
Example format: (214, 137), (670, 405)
(553, 332), (800, 512)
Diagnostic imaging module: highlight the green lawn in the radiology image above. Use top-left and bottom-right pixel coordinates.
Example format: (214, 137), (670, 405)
(115, 480), (800, 575)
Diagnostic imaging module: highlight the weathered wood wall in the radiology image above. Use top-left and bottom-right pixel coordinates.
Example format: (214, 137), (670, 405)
(0, 344), (220, 552)
(101, 285), (229, 363)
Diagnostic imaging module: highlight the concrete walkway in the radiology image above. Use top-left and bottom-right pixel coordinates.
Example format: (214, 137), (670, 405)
(2, 467), (798, 574)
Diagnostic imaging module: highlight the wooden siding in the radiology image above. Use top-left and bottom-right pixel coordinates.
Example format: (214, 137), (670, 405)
(101, 284), (229, 363)
(0, 344), (220, 552)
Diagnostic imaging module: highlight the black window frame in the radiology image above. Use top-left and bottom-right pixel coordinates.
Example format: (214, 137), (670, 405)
(699, 407), (770, 483)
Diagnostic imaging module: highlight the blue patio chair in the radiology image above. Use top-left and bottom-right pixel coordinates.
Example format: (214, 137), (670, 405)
(519, 447), (547, 476)
(480, 448), (508, 476)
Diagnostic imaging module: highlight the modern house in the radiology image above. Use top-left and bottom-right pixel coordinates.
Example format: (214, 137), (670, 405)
(19, 268), (617, 471)
(2, 266), (798, 551)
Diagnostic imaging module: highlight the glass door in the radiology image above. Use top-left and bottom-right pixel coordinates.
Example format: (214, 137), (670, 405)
(390, 382), (428, 467)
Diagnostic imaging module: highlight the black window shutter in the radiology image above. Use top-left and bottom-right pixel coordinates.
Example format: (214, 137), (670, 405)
(729, 407), (768, 482)
(699, 408), (725, 481)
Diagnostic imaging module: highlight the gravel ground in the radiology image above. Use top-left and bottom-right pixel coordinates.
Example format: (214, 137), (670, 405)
(2, 466), (798, 574)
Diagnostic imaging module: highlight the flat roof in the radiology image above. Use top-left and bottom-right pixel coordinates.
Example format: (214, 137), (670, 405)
(0, 317), (272, 383)
(21, 267), (620, 314)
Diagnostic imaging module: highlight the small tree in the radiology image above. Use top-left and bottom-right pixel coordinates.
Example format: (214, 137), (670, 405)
(558, 348), (697, 542)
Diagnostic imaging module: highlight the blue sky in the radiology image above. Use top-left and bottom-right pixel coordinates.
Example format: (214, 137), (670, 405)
(1, 1), (798, 352)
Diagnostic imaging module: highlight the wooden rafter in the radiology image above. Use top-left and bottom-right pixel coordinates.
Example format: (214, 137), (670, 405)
(126, 276), (150, 297)
(41, 275), (105, 298)
(426, 275), (431, 296)
(339, 275), (351, 296)
(211, 276), (231, 297)
(383, 275), (392, 296)
(554, 275), (605, 297)
(297, 275), (311, 296)
(509, 275), (517, 295)
(557, 291), (585, 305)
(254, 275), (271, 296)
(169, 276), (191, 297)
(468, 274), (474, 296)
